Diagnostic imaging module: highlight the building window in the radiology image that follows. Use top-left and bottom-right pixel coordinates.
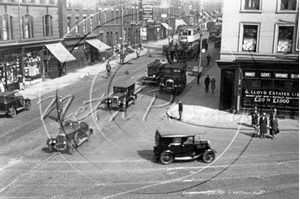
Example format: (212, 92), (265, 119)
(242, 25), (258, 52)
(67, 17), (71, 33)
(22, 14), (34, 39)
(83, 17), (87, 33)
(116, 10), (119, 24)
(245, 0), (260, 10)
(82, 0), (87, 9)
(42, 15), (52, 37)
(280, 0), (297, 10)
(1, 15), (13, 41)
(277, 26), (294, 53)
(104, 11), (107, 24)
(40, 0), (45, 3)
(28, 0), (35, 3)
(66, 0), (71, 8)
(22, 0), (27, 3)
(90, 17), (93, 33)
(111, 10), (114, 24)
(98, 9), (102, 25)
(75, 17), (79, 34)
(49, 0), (55, 4)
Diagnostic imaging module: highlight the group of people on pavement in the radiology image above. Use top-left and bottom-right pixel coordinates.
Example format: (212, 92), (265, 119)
(250, 106), (279, 139)
(204, 75), (216, 93)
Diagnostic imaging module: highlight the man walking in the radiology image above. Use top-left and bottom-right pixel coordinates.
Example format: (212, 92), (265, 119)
(251, 107), (260, 135)
(269, 113), (278, 140)
(178, 100), (183, 120)
(206, 54), (211, 66)
(210, 76), (216, 93)
(57, 96), (64, 122)
(204, 75), (210, 93)
(106, 60), (111, 77)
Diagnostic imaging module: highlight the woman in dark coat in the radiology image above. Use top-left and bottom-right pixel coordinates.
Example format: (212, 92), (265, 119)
(251, 109), (259, 135)
(259, 113), (268, 139)
(269, 114), (278, 139)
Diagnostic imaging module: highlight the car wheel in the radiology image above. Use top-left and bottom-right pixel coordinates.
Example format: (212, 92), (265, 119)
(74, 132), (79, 147)
(202, 151), (216, 163)
(159, 152), (174, 165)
(10, 108), (17, 118)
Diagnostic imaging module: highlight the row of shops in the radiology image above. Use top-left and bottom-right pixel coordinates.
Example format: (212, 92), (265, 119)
(217, 58), (299, 113)
(0, 37), (112, 91)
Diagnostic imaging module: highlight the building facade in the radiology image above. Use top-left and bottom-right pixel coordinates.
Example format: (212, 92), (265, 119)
(0, 0), (75, 89)
(217, 0), (299, 115)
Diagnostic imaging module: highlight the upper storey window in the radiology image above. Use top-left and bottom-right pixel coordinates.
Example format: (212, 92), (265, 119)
(280, 0), (297, 10)
(22, 14), (34, 39)
(277, 26), (294, 53)
(242, 25), (258, 52)
(1, 14), (14, 41)
(245, 0), (260, 10)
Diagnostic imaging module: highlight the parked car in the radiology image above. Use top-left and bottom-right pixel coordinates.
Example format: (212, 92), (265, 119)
(153, 130), (216, 165)
(214, 40), (221, 48)
(0, 90), (31, 118)
(104, 81), (137, 111)
(46, 120), (93, 154)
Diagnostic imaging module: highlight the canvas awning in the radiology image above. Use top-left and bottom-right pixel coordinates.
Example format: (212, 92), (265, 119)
(161, 23), (173, 30)
(86, 39), (111, 51)
(179, 19), (187, 25)
(45, 43), (76, 63)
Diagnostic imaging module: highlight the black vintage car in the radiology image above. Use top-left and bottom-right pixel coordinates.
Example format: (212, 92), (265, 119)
(142, 59), (166, 86)
(46, 120), (93, 154)
(153, 130), (216, 165)
(104, 81), (137, 111)
(0, 90), (31, 118)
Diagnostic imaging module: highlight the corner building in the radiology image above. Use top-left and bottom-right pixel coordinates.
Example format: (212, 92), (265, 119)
(216, 0), (299, 116)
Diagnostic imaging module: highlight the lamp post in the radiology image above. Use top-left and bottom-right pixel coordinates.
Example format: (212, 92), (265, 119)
(120, 0), (125, 64)
(197, 0), (204, 85)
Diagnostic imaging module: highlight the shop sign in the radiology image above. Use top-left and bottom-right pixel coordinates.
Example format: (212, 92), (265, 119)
(260, 72), (271, 78)
(275, 73), (288, 78)
(242, 89), (299, 110)
(291, 74), (299, 79)
(143, 4), (153, 21)
(244, 72), (255, 77)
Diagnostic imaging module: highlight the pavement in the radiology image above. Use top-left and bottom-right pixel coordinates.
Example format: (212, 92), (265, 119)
(18, 36), (299, 132)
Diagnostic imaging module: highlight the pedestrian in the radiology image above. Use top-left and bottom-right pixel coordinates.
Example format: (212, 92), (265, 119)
(206, 54), (211, 66)
(269, 113), (278, 140)
(251, 107), (260, 135)
(210, 76), (216, 93)
(259, 112), (268, 139)
(178, 100), (183, 120)
(204, 75), (210, 93)
(106, 60), (111, 77)
(57, 96), (64, 122)
(0, 79), (5, 92)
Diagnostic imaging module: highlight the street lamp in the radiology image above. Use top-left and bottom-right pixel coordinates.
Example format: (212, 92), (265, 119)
(197, 0), (204, 85)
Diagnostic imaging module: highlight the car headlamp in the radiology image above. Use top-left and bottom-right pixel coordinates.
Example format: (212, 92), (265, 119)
(153, 75), (155, 78)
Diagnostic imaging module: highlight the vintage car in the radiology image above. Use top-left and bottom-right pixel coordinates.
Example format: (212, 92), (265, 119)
(104, 81), (137, 111)
(46, 120), (93, 154)
(153, 130), (216, 165)
(159, 62), (187, 95)
(0, 90), (31, 118)
(142, 59), (166, 86)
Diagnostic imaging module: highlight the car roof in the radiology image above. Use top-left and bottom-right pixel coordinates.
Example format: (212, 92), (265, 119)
(0, 90), (18, 97)
(164, 62), (187, 70)
(114, 81), (135, 88)
(156, 130), (196, 138)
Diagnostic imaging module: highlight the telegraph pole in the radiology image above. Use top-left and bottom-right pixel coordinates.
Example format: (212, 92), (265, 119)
(120, 0), (125, 64)
(197, 0), (204, 84)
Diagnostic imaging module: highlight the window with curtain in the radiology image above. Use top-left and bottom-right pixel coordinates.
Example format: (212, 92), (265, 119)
(82, 0), (87, 9)
(277, 26), (294, 53)
(90, 17), (93, 33)
(2, 14), (14, 41)
(22, 14), (34, 39)
(75, 17), (79, 34)
(242, 25), (258, 52)
(67, 17), (71, 33)
(280, 0), (297, 10)
(43, 15), (53, 37)
(83, 17), (87, 33)
(244, 0), (260, 10)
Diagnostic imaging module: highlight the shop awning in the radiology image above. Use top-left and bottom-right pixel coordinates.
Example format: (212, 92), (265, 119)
(161, 23), (173, 30)
(179, 19), (187, 25)
(45, 43), (76, 63)
(86, 39), (111, 51)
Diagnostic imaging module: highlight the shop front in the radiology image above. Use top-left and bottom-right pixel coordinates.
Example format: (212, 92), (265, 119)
(161, 22), (173, 39)
(85, 39), (112, 63)
(43, 43), (76, 79)
(217, 59), (299, 115)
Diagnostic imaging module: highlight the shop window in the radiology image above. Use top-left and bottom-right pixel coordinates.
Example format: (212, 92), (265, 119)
(22, 14), (34, 39)
(75, 17), (79, 34)
(245, 0), (260, 10)
(83, 17), (87, 33)
(280, 0), (297, 10)
(277, 26), (294, 53)
(42, 15), (53, 37)
(67, 17), (71, 33)
(1, 14), (14, 41)
(24, 52), (42, 79)
(242, 25), (258, 52)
